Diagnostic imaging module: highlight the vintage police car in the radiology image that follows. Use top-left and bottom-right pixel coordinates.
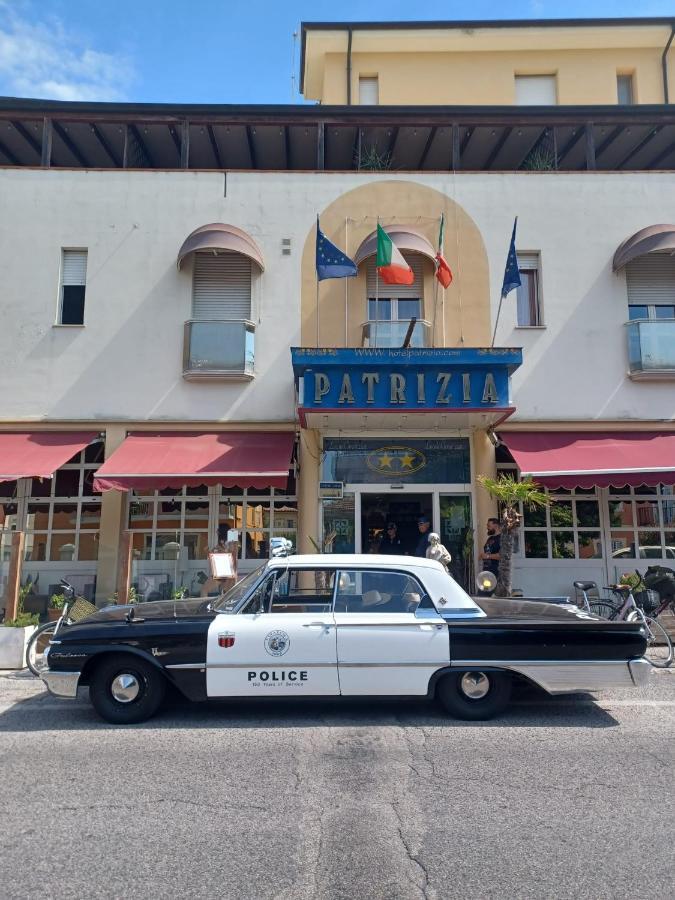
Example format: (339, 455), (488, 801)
(40, 555), (649, 724)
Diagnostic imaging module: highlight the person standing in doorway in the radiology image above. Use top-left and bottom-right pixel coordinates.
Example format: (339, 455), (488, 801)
(414, 515), (432, 558)
(380, 522), (402, 555)
(480, 517), (502, 577)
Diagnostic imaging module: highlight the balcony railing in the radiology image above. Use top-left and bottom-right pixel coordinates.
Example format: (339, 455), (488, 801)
(183, 320), (255, 380)
(361, 319), (432, 348)
(626, 319), (675, 379)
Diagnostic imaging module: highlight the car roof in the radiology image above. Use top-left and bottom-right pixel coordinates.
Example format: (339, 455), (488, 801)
(266, 553), (446, 571)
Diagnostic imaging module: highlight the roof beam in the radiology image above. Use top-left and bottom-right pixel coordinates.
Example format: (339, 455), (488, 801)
(41, 117), (52, 167)
(485, 126), (512, 169)
(0, 137), (19, 165)
(180, 119), (189, 168)
(595, 125), (623, 159)
(451, 124), (460, 170)
(417, 126), (437, 168)
(128, 124), (154, 167)
(386, 126), (399, 161)
(52, 120), (89, 166)
(513, 127), (547, 169)
(618, 126), (661, 168)
(245, 125), (257, 168)
(207, 124), (223, 167)
(585, 122), (596, 170)
(11, 120), (41, 157)
(557, 127), (583, 163)
(460, 126), (475, 156)
(90, 122), (121, 167)
(284, 124), (292, 169)
(646, 139), (675, 168)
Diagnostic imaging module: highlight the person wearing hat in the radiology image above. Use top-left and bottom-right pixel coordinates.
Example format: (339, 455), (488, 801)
(414, 515), (432, 557)
(380, 522), (402, 555)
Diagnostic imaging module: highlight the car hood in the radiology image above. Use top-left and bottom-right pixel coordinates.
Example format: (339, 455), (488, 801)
(75, 597), (214, 625)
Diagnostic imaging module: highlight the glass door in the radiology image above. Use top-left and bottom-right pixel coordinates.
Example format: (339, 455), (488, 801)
(439, 494), (473, 590)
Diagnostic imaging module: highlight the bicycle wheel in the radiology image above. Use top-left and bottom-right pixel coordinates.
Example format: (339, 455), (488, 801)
(25, 621), (58, 677)
(638, 615), (673, 668)
(588, 600), (621, 620)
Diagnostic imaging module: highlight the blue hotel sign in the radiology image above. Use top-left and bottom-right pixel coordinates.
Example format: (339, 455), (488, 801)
(291, 347), (522, 412)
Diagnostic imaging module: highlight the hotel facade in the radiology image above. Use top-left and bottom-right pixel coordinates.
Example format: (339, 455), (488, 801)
(1, 17), (674, 614)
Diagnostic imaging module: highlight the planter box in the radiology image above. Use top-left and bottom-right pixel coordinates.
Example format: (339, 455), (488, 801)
(0, 626), (37, 669)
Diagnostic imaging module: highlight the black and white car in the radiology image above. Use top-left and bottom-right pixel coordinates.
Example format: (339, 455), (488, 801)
(41, 555), (649, 724)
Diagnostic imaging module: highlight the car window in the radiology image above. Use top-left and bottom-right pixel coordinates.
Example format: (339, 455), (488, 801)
(335, 570), (429, 614)
(269, 569), (336, 614)
(239, 573), (276, 614)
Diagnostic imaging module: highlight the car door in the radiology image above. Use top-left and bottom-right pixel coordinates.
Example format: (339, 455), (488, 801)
(334, 568), (450, 696)
(206, 567), (339, 697)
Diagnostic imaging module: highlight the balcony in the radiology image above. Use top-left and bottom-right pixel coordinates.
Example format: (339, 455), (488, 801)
(361, 319), (431, 349)
(626, 319), (675, 380)
(183, 320), (255, 380)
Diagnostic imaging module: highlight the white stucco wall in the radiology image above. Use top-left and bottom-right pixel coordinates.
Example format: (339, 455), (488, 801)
(1, 168), (673, 424)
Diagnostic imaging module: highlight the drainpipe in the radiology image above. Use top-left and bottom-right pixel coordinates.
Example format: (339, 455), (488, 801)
(346, 27), (353, 105)
(662, 24), (675, 103)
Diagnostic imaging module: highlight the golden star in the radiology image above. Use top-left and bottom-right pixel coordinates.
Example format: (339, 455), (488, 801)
(400, 453), (415, 469)
(378, 453), (393, 468)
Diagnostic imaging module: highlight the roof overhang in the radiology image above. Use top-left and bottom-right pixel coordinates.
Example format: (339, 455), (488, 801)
(177, 223), (265, 271)
(612, 224), (675, 270)
(353, 226), (437, 266)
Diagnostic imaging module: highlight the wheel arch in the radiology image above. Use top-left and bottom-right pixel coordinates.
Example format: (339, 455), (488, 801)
(79, 647), (172, 688)
(427, 664), (536, 697)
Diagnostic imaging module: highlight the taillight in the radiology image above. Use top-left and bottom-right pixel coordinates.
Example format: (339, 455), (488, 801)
(218, 633), (235, 648)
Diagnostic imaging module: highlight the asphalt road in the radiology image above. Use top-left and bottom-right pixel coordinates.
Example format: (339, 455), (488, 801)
(1, 670), (673, 900)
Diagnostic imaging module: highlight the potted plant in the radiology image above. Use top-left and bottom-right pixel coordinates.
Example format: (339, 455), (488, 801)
(48, 592), (67, 622)
(1, 582), (40, 669)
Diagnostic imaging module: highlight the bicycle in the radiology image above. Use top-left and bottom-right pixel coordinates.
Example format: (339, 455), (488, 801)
(573, 581), (619, 619)
(25, 580), (97, 677)
(601, 583), (672, 668)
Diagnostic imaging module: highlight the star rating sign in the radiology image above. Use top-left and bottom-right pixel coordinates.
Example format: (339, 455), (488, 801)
(400, 453), (416, 469)
(378, 453), (393, 468)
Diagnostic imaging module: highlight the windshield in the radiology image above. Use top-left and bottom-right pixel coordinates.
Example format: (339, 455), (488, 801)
(212, 564), (268, 613)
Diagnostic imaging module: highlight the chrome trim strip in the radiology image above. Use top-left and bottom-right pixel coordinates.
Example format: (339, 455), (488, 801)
(205, 662), (336, 669)
(332, 621), (446, 627)
(338, 661), (448, 668)
(450, 659), (636, 694)
(628, 658), (652, 686)
(39, 669), (80, 699)
(165, 663), (205, 670)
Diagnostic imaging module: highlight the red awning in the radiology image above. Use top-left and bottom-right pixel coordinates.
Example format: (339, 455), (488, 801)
(499, 431), (675, 489)
(0, 432), (97, 483)
(93, 432), (294, 492)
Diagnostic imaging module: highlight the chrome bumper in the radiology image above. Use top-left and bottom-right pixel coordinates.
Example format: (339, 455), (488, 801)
(628, 658), (652, 687)
(40, 668), (81, 699)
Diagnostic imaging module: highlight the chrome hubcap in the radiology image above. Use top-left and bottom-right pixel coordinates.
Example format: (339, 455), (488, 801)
(111, 673), (140, 703)
(460, 672), (490, 700)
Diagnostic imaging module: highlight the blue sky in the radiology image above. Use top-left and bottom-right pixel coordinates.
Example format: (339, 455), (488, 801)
(0, 0), (671, 104)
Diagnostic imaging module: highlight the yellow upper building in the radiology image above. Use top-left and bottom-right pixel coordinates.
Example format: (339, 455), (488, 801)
(302, 18), (675, 106)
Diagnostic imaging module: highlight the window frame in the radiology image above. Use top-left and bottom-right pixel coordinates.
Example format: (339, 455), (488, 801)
(617, 72), (635, 105)
(358, 75), (379, 105)
(57, 248), (88, 327)
(515, 252), (543, 327)
(334, 568), (430, 614)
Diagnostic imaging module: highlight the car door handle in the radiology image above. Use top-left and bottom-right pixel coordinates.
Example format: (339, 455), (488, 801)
(418, 623), (445, 631)
(303, 622), (333, 628)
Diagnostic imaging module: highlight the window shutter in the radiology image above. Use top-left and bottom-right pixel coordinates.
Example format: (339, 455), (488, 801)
(192, 251), (252, 320)
(62, 250), (87, 285)
(626, 253), (675, 305)
(359, 77), (379, 105)
(514, 75), (557, 105)
(517, 252), (539, 271)
(366, 253), (424, 299)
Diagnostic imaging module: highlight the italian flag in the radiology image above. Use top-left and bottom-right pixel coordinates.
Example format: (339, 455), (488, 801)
(376, 223), (414, 285)
(435, 213), (453, 289)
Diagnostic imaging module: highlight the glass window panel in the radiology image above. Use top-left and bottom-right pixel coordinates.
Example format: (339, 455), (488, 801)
(551, 488), (571, 496)
(78, 532), (99, 561)
(128, 499), (155, 530)
(0, 480), (18, 499)
(634, 486), (657, 495)
(131, 532), (153, 561)
(219, 502), (244, 530)
(186, 484), (209, 496)
(397, 299), (421, 320)
(578, 532), (602, 559)
(654, 305), (675, 319)
(610, 534), (636, 559)
(609, 500), (633, 528)
(159, 487), (181, 497)
(524, 531), (548, 558)
(628, 305), (648, 320)
(29, 477), (52, 498)
(80, 502), (101, 529)
(636, 532), (661, 556)
(26, 503), (50, 531)
(635, 501), (659, 527)
(552, 531), (575, 559)
(322, 495), (355, 554)
(248, 488), (272, 497)
(663, 533), (675, 558)
(574, 487), (596, 495)
(54, 468), (81, 497)
(81, 468), (98, 496)
(155, 534), (183, 560)
(157, 500), (182, 531)
(51, 504), (78, 531)
(183, 533), (209, 561)
(575, 500), (600, 527)
(184, 499), (209, 529)
(0, 503), (18, 528)
(550, 501), (573, 528)
(335, 569), (425, 613)
(271, 529), (296, 556)
(49, 534), (77, 562)
(661, 499), (675, 527)
(523, 505), (547, 527)
(274, 501), (298, 530)
(24, 533), (49, 561)
(84, 441), (105, 463)
(245, 530), (269, 560)
(368, 298), (392, 320)
(247, 502), (271, 529)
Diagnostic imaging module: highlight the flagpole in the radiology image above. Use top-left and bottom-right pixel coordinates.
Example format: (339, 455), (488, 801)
(316, 278), (320, 348)
(375, 216), (379, 347)
(344, 216), (349, 346)
(491, 294), (504, 348)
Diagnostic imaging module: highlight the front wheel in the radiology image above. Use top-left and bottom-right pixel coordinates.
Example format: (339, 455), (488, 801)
(89, 655), (166, 724)
(436, 670), (512, 721)
(638, 616), (673, 668)
(26, 622), (58, 676)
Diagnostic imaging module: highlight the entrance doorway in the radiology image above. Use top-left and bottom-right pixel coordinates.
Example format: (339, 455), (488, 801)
(361, 493), (433, 555)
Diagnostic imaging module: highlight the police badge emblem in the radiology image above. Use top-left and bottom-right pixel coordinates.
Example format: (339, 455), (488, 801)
(264, 630), (290, 657)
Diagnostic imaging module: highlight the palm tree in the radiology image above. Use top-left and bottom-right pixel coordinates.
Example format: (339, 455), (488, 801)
(477, 475), (550, 598)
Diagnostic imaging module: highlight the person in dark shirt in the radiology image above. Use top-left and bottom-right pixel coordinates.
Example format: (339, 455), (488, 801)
(414, 515), (432, 557)
(480, 517), (502, 576)
(380, 522), (402, 555)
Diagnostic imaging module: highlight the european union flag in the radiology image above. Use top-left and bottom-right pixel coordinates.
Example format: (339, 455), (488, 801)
(316, 216), (357, 281)
(501, 216), (522, 299)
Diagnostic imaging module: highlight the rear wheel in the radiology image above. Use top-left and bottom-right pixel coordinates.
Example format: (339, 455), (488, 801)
(89, 655), (166, 724)
(636, 615), (673, 669)
(588, 601), (621, 620)
(26, 622), (58, 676)
(436, 670), (512, 721)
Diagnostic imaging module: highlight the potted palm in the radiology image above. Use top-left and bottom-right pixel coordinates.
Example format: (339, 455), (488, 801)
(477, 474), (551, 598)
(1, 581), (40, 669)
